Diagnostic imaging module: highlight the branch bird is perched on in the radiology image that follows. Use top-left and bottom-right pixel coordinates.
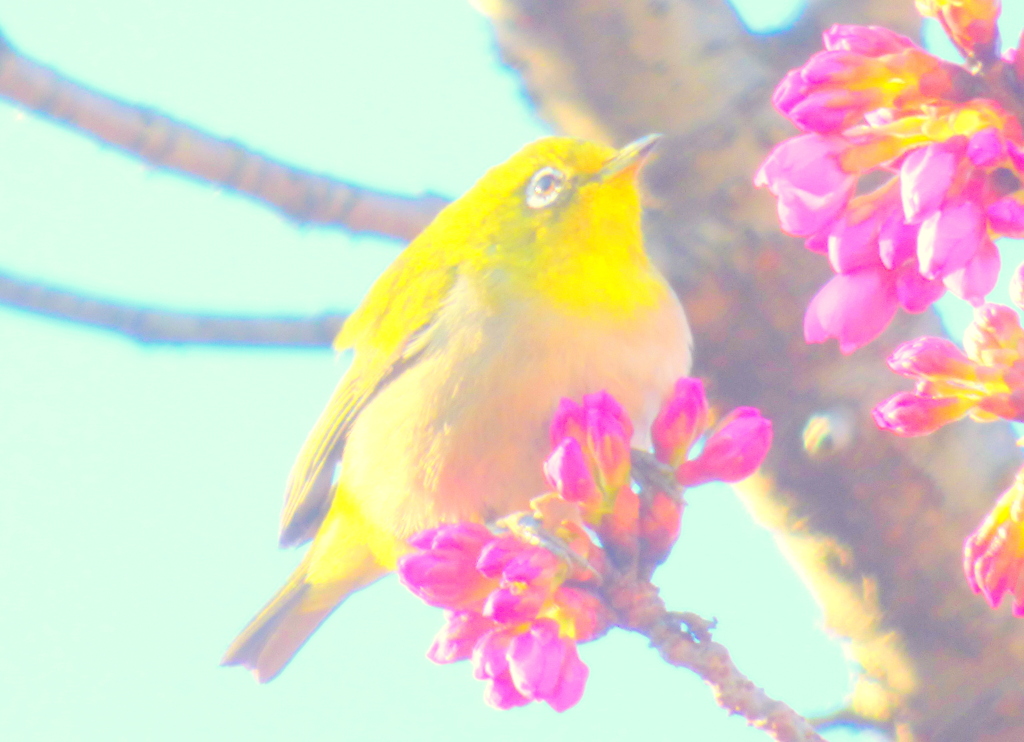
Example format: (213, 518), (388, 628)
(222, 135), (692, 682)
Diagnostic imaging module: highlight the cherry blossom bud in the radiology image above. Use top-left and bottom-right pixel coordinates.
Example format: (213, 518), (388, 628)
(544, 437), (599, 505)
(822, 24), (916, 56)
(803, 266), (899, 353)
(651, 377), (709, 468)
(965, 468), (1024, 616)
(507, 619), (589, 712)
(754, 134), (857, 237)
(872, 392), (973, 435)
(427, 611), (498, 664)
(678, 408), (773, 486)
(399, 523), (498, 609)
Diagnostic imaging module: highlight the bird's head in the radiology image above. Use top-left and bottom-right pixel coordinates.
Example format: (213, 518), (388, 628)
(425, 135), (662, 294)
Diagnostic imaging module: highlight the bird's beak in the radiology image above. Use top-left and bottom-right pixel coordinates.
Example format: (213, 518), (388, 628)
(599, 134), (662, 180)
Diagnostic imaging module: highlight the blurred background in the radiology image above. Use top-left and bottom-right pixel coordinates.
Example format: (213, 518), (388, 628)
(0, 1), (1020, 740)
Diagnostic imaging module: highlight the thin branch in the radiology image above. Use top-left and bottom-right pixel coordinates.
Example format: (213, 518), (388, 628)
(0, 268), (345, 347)
(607, 579), (825, 742)
(0, 30), (448, 242)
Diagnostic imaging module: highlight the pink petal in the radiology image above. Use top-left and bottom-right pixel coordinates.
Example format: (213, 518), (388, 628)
(871, 392), (973, 436)
(967, 127), (1005, 167)
(549, 398), (586, 448)
(788, 89), (875, 134)
(987, 196), (1024, 238)
(544, 437), (599, 504)
(822, 24), (916, 55)
(827, 209), (885, 273)
(471, 627), (513, 681)
(879, 207), (919, 269)
(427, 611), (498, 664)
(483, 670), (531, 710)
(476, 536), (529, 579)
(507, 619), (570, 701)
(805, 232), (829, 254)
(677, 408), (773, 486)
(803, 267), (899, 353)
(895, 263), (946, 313)
(917, 199), (986, 280)
(754, 134), (856, 237)
(942, 237), (1000, 306)
(651, 377), (709, 468)
(545, 646), (589, 712)
(901, 139), (964, 224)
(483, 585), (546, 624)
(886, 336), (975, 379)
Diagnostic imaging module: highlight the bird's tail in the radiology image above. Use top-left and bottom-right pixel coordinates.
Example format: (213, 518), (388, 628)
(221, 544), (387, 682)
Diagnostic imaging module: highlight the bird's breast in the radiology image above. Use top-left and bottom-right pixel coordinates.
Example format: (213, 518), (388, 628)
(336, 273), (692, 539)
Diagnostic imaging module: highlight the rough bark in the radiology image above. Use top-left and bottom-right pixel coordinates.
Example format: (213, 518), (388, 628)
(474, 0), (1024, 739)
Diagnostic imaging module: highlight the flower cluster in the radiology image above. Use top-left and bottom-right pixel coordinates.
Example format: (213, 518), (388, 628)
(965, 467), (1024, 615)
(398, 382), (773, 711)
(399, 522), (605, 711)
(756, 14), (1024, 353)
(874, 301), (1024, 435)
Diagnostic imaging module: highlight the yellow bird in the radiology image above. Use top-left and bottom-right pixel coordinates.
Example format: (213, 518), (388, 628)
(222, 135), (692, 682)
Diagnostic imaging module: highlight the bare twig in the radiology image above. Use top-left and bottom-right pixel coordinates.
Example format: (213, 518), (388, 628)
(0, 268), (345, 347)
(0, 31), (448, 242)
(606, 578), (825, 742)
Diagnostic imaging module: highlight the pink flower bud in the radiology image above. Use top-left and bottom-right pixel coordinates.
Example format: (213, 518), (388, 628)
(917, 199), (986, 280)
(803, 266), (899, 354)
(677, 408), (773, 486)
(886, 336), (976, 380)
(871, 392), (973, 435)
(472, 627), (512, 681)
(549, 391), (634, 495)
(544, 437), (599, 504)
(822, 24), (916, 56)
(967, 127), (1005, 166)
(427, 611), (498, 664)
(483, 585), (547, 624)
(651, 377), (709, 468)
(754, 134), (857, 237)
(963, 303), (1024, 361)
(901, 139), (964, 224)
(476, 535), (531, 579)
(585, 401), (633, 494)
(879, 209), (919, 270)
(827, 207), (887, 274)
(472, 629), (532, 710)
(507, 618), (589, 712)
(964, 469), (1024, 615)
(399, 523), (498, 609)
(895, 262), (946, 313)
(987, 197), (1024, 238)
(942, 236), (999, 306)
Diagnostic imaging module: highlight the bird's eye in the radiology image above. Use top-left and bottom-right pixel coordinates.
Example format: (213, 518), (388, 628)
(525, 167), (566, 209)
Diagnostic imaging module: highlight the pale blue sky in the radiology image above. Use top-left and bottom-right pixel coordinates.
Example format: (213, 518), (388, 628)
(0, 2), (1019, 741)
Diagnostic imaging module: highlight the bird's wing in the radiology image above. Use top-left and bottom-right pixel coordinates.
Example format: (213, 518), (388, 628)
(277, 238), (459, 548)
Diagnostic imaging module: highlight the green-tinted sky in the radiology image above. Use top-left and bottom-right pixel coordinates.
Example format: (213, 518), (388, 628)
(0, 2), (1020, 741)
